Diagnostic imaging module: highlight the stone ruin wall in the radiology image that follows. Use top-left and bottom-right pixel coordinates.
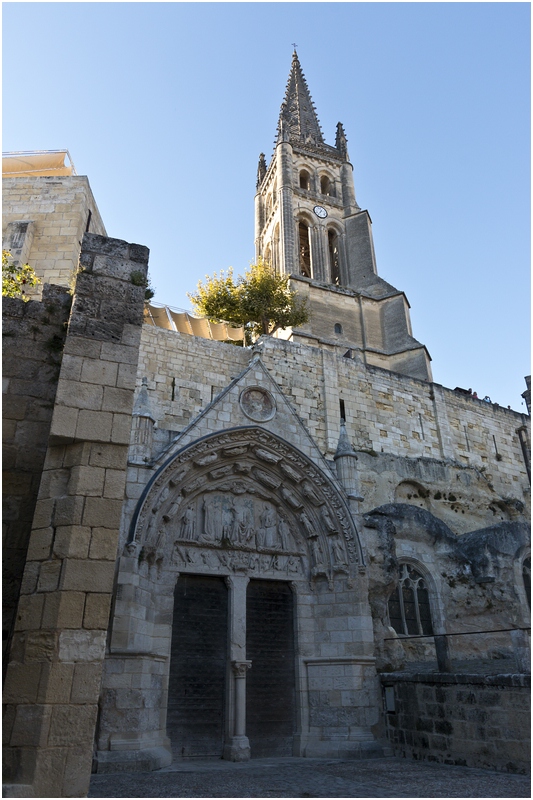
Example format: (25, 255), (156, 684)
(2, 285), (72, 667)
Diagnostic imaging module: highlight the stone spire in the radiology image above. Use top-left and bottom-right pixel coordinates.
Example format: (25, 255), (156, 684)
(277, 50), (324, 147)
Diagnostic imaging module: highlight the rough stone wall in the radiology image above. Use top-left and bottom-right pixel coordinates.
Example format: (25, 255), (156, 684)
(2, 285), (72, 668)
(381, 673), (530, 773)
(2, 234), (148, 798)
(133, 329), (529, 526)
(2, 176), (106, 293)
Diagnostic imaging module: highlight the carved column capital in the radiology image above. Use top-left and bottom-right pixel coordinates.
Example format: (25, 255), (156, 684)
(231, 660), (252, 678)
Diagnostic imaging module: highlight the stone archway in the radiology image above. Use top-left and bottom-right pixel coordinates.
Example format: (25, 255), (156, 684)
(97, 427), (374, 770)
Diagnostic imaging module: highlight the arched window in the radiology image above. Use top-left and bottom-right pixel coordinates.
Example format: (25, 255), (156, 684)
(299, 170), (310, 191)
(328, 229), (340, 285)
(388, 563), (434, 636)
(334, 323), (343, 335)
(523, 556), (531, 608)
(264, 243), (272, 267)
(266, 194), (273, 218)
(298, 222), (311, 277)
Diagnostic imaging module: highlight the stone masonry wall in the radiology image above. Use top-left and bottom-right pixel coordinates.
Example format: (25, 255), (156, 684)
(2, 233), (148, 798)
(381, 672), (530, 774)
(133, 328), (529, 532)
(2, 285), (72, 669)
(2, 177), (106, 293)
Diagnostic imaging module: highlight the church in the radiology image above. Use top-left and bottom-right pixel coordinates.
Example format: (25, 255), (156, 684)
(2, 52), (530, 797)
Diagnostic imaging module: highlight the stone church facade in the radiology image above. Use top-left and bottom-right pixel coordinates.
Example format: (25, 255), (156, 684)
(3, 54), (530, 797)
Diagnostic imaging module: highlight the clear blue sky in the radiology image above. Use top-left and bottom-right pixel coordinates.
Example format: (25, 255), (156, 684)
(3, 2), (530, 410)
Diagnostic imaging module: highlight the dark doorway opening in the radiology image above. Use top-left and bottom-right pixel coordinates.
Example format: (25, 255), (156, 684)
(168, 574), (228, 758)
(246, 579), (296, 757)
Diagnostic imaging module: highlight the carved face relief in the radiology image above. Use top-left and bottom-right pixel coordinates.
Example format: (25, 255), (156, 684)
(240, 387), (276, 422)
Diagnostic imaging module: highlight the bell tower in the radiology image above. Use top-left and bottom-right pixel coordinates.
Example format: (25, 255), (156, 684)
(255, 51), (432, 382)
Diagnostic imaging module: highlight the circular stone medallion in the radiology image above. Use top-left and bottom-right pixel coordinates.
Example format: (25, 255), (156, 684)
(239, 386), (276, 422)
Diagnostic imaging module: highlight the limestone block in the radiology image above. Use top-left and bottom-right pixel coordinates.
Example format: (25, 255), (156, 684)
(71, 662), (103, 703)
(56, 379), (104, 411)
(19, 562), (40, 595)
(63, 337), (102, 359)
(80, 358), (119, 388)
(75, 409), (113, 442)
(26, 528), (53, 561)
(3, 663), (43, 704)
(103, 469), (127, 499)
(36, 560), (62, 593)
(62, 745), (94, 797)
(10, 705), (52, 747)
(36, 662), (75, 704)
(50, 405), (79, 441)
(53, 525), (92, 559)
(54, 495), (85, 527)
(89, 442), (129, 469)
(32, 498), (55, 530)
(82, 497), (123, 529)
(48, 704), (98, 746)
(14, 594), (44, 631)
(24, 631), (57, 662)
(89, 528), (120, 560)
(111, 412), (134, 444)
(68, 464), (106, 496)
(58, 630), (107, 662)
(42, 592), (85, 630)
(101, 342), (139, 365)
(102, 386), (134, 414)
(84, 593), (112, 630)
(60, 558), (116, 593)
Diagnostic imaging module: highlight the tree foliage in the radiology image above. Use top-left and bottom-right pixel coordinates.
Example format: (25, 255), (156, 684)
(188, 260), (308, 344)
(2, 250), (40, 300)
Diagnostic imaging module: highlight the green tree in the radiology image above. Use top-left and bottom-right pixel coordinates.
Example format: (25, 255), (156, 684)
(188, 260), (308, 344)
(2, 250), (40, 300)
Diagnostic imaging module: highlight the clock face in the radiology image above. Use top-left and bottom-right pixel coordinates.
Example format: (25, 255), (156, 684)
(313, 205), (328, 219)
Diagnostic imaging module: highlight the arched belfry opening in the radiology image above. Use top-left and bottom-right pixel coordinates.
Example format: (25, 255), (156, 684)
(99, 427), (370, 768)
(298, 221), (312, 277)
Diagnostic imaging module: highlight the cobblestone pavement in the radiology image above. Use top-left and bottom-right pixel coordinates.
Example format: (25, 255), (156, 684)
(89, 756), (530, 798)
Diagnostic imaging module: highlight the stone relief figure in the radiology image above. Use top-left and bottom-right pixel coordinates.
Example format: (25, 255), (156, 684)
(321, 506), (338, 533)
(259, 504), (278, 549)
(299, 510), (315, 538)
(309, 535), (324, 568)
(201, 495), (219, 543)
(278, 512), (294, 551)
(180, 505), (196, 541)
(221, 501), (236, 542)
(287, 555), (300, 574)
(234, 499), (254, 545)
(330, 536), (347, 566)
(163, 499), (181, 523)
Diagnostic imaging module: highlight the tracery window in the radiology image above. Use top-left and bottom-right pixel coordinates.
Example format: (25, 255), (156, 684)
(388, 563), (434, 636)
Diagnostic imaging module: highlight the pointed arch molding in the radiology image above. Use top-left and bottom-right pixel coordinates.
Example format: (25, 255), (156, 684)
(128, 426), (365, 585)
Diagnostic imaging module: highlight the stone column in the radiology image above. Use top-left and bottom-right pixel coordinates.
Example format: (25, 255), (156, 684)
(2, 233), (149, 798)
(223, 575), (251, 761)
